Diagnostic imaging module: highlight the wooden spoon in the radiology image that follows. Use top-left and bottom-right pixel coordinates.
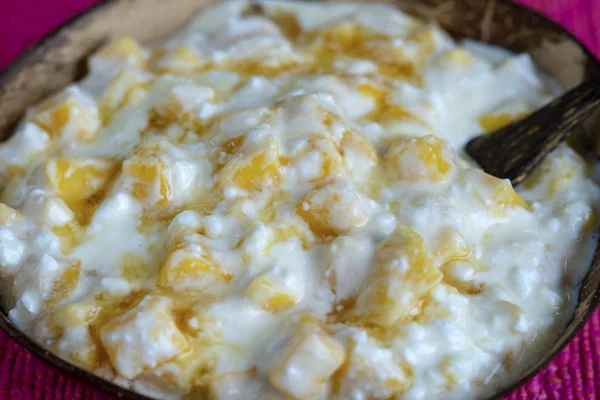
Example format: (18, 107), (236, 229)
(466, 74), (600, 186)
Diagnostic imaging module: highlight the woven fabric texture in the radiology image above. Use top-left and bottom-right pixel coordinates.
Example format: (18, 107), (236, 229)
(0, 0), (599, 399)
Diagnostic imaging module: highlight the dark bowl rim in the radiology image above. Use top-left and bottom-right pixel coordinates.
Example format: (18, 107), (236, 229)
(0, 0), (599, 399)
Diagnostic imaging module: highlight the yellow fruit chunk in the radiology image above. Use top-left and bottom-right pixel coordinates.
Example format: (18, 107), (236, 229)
(157, 234), (232, 292)
(522, 146), (586, 196)
(219, 139), (281, 191)
(443, 48), (473, 66)
(152, 46), (205, 74)
(431, 227), (471, 266)
(357, 83), (388, 110)
(245, 271), (302, 312)
(31, 89), (100, 141)
(407, 26), (437, 56)
(50, 300), (105, 369)
(0, 203), (21, 226)
(339, 130), (379, 186)
(492, 182), (531, 213)
(52, 300), (103, 327)
(267, 219), (316, 250)
(122, 143), (172, 205)
(295, 136), (345, 183)
(479, 112), (528, 132)
(334, 337), (410, 398)
(46, 157), (119, 226)
(297, 182), (370, 237)
(352, 225), (442, 326)
(22, 191), (75, 229)
(469, 170), (531, 214)
(95, 36), (145, 66)
(386, 135), (454, 182)
(582, 209), (597, 234)
(358, 83), (421, 123)
(268, 328), (345, 399)
(99, 295), (188, 379)
(307, 22), (386, 55)
(209, 371), (262, 400)
(46, 157), (118, 203)
(150, 84), (215, 130)
(440, 261), (483, 295)
(267, 10), (302, 41)
(98, 68), (149, 121)
(46, 261), (82, 308)
(324, 236), (374, 303)
(340, 130), (377, 163)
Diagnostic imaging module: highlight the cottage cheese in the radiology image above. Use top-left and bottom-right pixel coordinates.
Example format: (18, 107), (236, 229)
(0, 1), (598, 399)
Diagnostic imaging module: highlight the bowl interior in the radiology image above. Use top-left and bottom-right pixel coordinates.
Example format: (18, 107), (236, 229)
(0, 0), (599, 399)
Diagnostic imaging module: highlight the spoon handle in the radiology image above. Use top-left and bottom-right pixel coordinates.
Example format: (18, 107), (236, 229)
(466, 74), (600, 185)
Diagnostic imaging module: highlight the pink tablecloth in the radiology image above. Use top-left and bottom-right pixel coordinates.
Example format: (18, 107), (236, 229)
(0, 1), (599, 399)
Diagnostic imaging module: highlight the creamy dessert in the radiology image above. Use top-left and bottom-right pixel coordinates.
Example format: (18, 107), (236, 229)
(0, 1), (598, 399)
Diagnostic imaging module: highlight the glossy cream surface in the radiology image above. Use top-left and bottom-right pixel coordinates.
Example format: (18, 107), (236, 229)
(0, 1), (599, 399)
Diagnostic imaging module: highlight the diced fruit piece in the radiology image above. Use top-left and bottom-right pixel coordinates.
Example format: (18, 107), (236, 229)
(386, 135), (455, 182)
(0, 122), (51, 168)
(306, 137), (346, 183)
(245, 267), (304, 312)
(468, 169), (531, 214)
(122, 144), (172, 205)
(152, 46), (205, 74)
(334, 335), (410, 398)
(479, 112), (527, 132)
(491, 182), (531, 213)
(64, 335), (102, 370)
(0, 227), (25, 277)
(46, 260), (82, 307)
(266, 219), (316, 251)
(340, 130), (377, 183)
(22, 191), (75, 229)
(46, 157), (118, 203)
(324, 236), (375, 303)
(95, 36), (145, 66)
(440, 261), (483, 295)
(209, 371), (263, 400)
(285, 132), (347, 184)
(443, 48), (473, 66)
(0, 203), (21, 226)
(358, 83), (421, 124)
(124, 140), (202, 207)
(431, 227), (471, 266)
(351, 225), (442, 326)
(522, 145), (586, 196)
(31, 87), (100, 141)
(340, 130), (377, 164)
(166, 210), (204, 249)
(297, 182), (370, 237)
(99, 295), (188, 379)
(138, 352), (204, 395)
(52, 300), (103, 327)
(12, 254), (73, 316)
(49, 302), (104, 369)
(264, 10), (302, 41)
(151, 84), (215, 129)
(98, 68), (150, 121)
(157, 233), (232, 292)
(268, 323), (345, 399)
(407, 26), (438, 56)
(219, 139), (281, 191)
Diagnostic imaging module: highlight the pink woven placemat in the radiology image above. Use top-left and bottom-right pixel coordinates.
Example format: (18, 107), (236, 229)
(0, 1), (599, 399)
